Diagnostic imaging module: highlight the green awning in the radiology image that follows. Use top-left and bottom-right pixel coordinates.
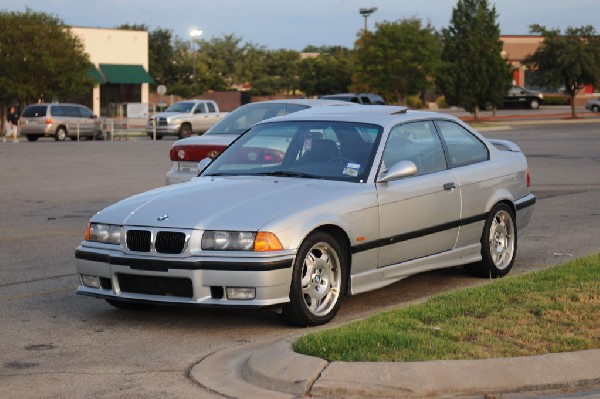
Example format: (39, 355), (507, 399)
(87, 66), (106, 84)
(99, 64), (154, 84)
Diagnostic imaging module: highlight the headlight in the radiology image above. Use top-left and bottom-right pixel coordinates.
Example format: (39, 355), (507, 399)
(201, 231), (283, 251)
(86, 223), (122, 245)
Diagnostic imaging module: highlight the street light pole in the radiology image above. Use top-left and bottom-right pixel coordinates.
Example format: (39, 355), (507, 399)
(359, 7), (378, 33)
(189, 28), (203, 80)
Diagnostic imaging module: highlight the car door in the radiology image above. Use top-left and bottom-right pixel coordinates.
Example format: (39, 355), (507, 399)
(76, 106), (96, 136)
(192, 102), (209, 132)
(376, 120), (461, 268)
(433, 120), (491, 249)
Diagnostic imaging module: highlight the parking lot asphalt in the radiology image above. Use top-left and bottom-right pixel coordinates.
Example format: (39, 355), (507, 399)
(1, 109), (600, 398)
(193, 113), (600, 399)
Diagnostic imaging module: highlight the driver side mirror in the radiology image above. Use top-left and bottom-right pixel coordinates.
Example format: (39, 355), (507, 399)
(377, 160), (417, 183)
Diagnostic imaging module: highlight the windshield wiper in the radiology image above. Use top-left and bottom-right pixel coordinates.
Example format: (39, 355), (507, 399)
(203, 172), (238, 177)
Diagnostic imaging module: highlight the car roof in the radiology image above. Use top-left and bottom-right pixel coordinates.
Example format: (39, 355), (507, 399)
(259, 105), (461, 129)
(241, 98), (355, 107)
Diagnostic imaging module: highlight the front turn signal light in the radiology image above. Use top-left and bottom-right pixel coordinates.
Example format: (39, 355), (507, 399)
(254, 232), (283, 252)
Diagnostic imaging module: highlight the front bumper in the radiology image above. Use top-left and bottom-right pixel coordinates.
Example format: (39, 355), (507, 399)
(146, 123), (181, 136)
(75, 246), (295, 308)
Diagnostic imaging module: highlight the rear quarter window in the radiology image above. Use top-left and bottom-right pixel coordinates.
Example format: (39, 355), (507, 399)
(22, 106), (47, 117)
(435, 120), (489, 167)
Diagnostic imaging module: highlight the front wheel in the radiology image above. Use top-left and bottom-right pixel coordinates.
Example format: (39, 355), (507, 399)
(281, 231), (347, 326)
(528, 98), (540, 110)
(466, 203), (516, 278)
(592, 105), (599, 113)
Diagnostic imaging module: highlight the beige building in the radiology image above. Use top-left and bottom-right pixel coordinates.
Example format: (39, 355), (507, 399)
(70, 27), (153, 117)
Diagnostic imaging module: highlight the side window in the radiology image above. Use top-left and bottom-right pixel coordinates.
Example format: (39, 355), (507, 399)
(51, 106), (65, 117)
(78, 107), (93, 118)
(435, 120), (489, 167)
(382, 121), (447, 176)
(206, 102), (216, 113)
(194, 103), (206, 114)
(64, 106), (80, 117)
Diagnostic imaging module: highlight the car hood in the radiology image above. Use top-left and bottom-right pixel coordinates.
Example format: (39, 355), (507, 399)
(173, 134), (239, 148)
(92, 176), (360, 231)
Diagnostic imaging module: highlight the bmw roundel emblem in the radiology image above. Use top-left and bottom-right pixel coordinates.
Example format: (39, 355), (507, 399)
(157, 214), (169, 221)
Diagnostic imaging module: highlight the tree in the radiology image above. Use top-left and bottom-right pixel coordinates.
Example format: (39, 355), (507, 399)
(352, 18), (441, 105)
(525, 25), (600, 118)
(298, 51), (352, 97)
(0, 10), (93, 110)
(251, 49), (300, 95)
(437, 0), (512, 119)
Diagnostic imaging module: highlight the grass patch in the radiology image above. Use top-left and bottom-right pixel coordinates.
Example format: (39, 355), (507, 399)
(293, 254), (600, 362)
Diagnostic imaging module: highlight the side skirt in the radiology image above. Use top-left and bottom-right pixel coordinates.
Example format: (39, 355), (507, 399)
(349, 244), (481, 295)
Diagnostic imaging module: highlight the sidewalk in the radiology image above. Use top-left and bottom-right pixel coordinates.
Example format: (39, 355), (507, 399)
(191, 338), (600, 398)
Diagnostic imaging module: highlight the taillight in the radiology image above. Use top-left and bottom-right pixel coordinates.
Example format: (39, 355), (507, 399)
(169, 145), (226, 162)
(526, 168), (531, 188)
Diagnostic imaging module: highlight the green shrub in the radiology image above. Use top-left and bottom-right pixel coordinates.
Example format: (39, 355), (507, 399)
(436, 96), (449, 109)
(406, 95), (424, 109)
(543, 95), (570, 106)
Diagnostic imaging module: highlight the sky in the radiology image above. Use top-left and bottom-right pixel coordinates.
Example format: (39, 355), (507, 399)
(2, 0), (598, 50)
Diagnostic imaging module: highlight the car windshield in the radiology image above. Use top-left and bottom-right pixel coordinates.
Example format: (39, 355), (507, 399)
(165, 102), (195, 113)
(203, 120), (383, 183)
(205, 103), (309, 135)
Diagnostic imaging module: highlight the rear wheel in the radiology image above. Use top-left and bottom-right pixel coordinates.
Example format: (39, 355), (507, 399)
(54, 127), (67, 141)
(281, 231), (347, 326)
(179, 124), (192, 139)
(592, 105), (599, 113)
(26, 135), (38, 142)
(466, 203), (516, 278)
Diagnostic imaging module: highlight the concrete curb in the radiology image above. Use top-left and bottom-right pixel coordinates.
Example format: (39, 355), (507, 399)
(192, 338), (600, 399)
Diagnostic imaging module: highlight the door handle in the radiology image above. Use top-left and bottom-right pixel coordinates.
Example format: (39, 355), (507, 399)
(443, 182), (456, 191)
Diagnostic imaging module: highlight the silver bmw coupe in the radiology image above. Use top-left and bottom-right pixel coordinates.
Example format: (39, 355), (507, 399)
(75, 105), (535, 326)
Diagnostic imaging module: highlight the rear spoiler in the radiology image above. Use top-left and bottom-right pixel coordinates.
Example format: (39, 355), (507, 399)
(488, 139), (522, 152)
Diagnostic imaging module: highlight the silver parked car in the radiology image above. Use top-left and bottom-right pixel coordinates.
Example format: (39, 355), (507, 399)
(75, 106), (535, 326)
(166, 99), (351, 185)
(18, 103), (103, 141)
(585, 97), (600, 113)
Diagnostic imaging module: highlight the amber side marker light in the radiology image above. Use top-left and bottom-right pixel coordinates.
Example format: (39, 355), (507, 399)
(254, 232), (283, 252)
(85, 223), (91, 241)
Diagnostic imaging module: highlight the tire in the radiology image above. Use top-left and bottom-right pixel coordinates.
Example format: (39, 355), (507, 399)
(26, 135), (38, 142)
(528, 98), (540, 110)
(280, 231), (347, 326)
(179, 124), (192, 139)
(105, 299), (153, 310)
(592, 105), (599, 113)
(466, 203), (517, 278)
(55, 127), (67, 141)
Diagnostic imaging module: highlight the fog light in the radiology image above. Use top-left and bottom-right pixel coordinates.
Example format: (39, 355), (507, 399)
(226, 287), (256, 300)
(81, 274), (101, 289)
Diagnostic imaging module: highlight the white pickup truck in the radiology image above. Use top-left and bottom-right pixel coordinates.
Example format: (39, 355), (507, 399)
(146, 99), (227, 139)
